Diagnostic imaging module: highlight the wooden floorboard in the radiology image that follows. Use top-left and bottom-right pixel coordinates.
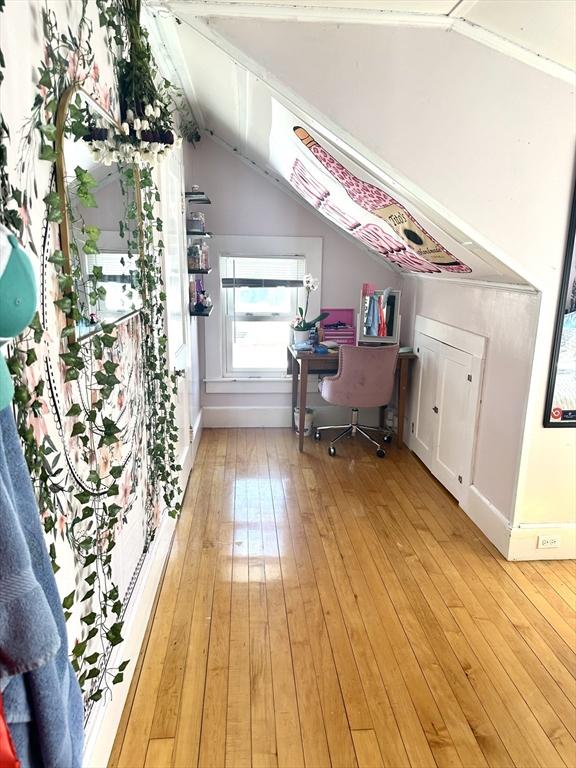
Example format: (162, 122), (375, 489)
(110, 429), (576, 768)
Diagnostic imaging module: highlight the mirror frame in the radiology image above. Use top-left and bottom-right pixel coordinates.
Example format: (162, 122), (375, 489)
(357, 288), (401, 345)
(55, 85), (144, 343)
(544, 177), (576, 427)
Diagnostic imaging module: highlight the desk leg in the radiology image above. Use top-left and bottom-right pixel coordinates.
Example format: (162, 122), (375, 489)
(291, 359), (298, 429)
(298, 359), (308, 452)
(397, 358), (409, 449)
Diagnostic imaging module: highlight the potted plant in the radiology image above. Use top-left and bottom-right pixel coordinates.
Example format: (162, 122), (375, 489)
(290, 274), (329, 344)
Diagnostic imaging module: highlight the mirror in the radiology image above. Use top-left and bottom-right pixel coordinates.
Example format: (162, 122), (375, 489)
(357, 288), (401, 345)
(56, 87), (143, 340)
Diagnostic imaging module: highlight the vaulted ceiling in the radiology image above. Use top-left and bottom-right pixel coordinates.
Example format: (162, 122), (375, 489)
(145, 1), (576, 285)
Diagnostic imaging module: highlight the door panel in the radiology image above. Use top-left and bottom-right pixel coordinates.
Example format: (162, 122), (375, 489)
(434, 348), (473, 499)
(412, 334), (438, 466)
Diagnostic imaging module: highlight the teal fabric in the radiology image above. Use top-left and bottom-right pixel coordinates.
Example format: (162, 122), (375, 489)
(0, 235), (37, 410)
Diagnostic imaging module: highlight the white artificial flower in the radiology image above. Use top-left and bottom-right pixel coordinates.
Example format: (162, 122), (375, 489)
(141, 119), (149, 130)
(310, 278), (320, 291)
(154, 106), (161, 118)
(144, 104), (154, 117)
(121, 122), (130, 135)
(126, 109), (134, 122)
(303, 274), (313, 288)
(133, 118), (141, 131)
(107, 128), (114, 141)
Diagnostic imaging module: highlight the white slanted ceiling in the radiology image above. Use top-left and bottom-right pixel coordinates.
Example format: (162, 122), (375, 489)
(146, 1), (575, 286)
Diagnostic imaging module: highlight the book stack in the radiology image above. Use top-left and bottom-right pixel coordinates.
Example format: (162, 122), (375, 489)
(321, 308), (356, 346)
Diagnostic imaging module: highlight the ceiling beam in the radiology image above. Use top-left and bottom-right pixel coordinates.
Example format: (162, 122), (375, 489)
(162, 1), (450, 26)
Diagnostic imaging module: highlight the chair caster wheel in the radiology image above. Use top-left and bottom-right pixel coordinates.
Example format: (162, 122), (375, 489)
(328, 446), (336, 456)
(383, 434), (392, 444)
(314, 431), (321, 441)
(376, 448), (386, 458)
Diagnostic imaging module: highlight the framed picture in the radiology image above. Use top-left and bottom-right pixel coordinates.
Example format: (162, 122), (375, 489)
(544, 181), (576, 427)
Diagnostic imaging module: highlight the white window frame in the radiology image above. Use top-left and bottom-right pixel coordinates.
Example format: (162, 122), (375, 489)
(203, 236), (322, 393)
(221, 254), (305, 378)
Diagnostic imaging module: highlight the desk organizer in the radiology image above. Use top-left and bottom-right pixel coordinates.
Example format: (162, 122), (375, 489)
(320, 308), (356, 345)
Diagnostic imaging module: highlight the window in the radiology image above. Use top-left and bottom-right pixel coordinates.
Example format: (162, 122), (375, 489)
(220, 255), (305, 376)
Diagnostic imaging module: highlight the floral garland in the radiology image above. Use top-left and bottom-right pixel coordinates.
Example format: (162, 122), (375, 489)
(92, 0), (182, 167)
(1, 0), (182, 708)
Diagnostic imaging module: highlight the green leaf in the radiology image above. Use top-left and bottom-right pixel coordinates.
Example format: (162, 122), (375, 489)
(39, 122), (57, 140)
(106, 622), (124, 647)
(87, 470), (101, 485)
(39, 144), (57, 162)
(71, 422), (85, 437)
(81, 611), (97, 625)
(72, 640), (87, 657)
(38, 68), (52, 88)
(48, 249), (65, 266)
(64, 367), (80, 383)
(62, 590), (76, 609)
(66, 404), (82, 417)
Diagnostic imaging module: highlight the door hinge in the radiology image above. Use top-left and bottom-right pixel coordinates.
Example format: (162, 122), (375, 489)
(411, 421), (414, 434)
(417, 347), (420, 353)
(467, 374), (472, 382)
(458, 475), (463, 484)
(432, 406), (439, 414)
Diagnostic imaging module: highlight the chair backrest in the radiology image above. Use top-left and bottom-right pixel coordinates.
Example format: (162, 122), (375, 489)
(320, 344), (399, 408)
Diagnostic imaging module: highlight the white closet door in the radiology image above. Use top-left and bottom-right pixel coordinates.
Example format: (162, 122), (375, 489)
(412, 332), (439, 467)
(433, 344), (473, 500)
(157, 147), (192, 485)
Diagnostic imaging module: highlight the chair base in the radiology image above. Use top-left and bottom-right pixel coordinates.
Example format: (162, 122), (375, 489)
(314, 408), (392, 456)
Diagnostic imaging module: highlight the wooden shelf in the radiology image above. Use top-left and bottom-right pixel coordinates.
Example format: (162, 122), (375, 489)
(188, 267), (212, 275)
(190, 305), (214, 317)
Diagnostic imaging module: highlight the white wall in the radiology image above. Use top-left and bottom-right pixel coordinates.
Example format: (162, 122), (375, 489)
(184, 135), (401, 422)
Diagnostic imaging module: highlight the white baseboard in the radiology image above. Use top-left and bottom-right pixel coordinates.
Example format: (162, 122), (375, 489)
(463, 485), (512, 557)
(191, 408), (204, 458)
(201, 405), (383, 429)
(508, 524), (576, 561)
(463, 485), (576, 561)
(83, 511), (176, 767)
(203, 406), (293, 428)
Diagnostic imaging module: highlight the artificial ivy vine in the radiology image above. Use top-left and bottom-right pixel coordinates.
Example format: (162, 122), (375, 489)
(1, 0), (181, 707)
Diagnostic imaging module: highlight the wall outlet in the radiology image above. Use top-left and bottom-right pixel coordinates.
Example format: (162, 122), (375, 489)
(538, 535), (561, 549)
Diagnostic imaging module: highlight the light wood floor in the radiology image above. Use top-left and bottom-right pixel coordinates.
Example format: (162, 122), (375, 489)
(110, 428), (576, 768)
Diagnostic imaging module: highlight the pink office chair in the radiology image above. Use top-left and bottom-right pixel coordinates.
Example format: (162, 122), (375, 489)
(315, 344), (399, 457)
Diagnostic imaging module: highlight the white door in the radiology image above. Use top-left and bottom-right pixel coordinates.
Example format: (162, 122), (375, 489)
(157, 147), (192, 487)
(433, 344), (473, 499)
(412, 333), (439, 467)
(411, 332), (475, 503)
